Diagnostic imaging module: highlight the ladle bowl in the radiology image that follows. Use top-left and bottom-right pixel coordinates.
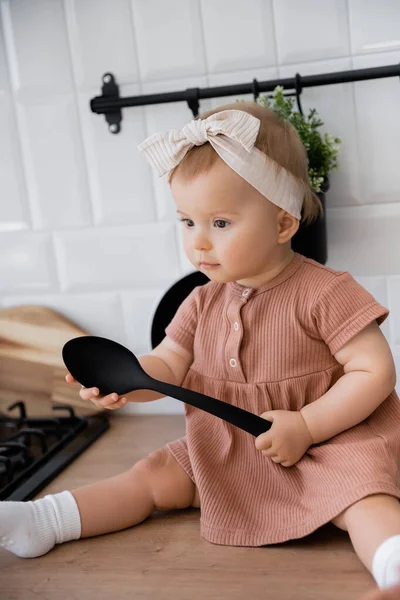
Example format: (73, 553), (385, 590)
(62, 336), (271, 437)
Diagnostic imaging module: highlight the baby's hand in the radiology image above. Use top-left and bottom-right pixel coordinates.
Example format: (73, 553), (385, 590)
(65, 373), (128, 410)
(255, 410), (313, 467)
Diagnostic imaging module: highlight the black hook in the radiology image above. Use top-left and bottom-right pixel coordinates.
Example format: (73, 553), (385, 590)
(185, 87), (200, 118)
(252, 78), (260, 102)
(294, 72), (303, 115)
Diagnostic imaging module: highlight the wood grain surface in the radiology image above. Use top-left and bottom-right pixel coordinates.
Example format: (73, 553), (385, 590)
(0, 414), (377, 600)
(0, 305), (101, 416)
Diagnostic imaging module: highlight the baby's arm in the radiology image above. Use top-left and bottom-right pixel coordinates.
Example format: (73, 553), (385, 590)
(300, 321), (397, 445)
(124, 336), (193, 403)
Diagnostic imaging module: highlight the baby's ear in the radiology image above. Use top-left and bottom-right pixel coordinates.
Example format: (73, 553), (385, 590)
(277, 211), (299, 242)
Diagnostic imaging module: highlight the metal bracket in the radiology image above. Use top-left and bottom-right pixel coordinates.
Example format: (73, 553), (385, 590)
(252, 78), (260, 101)
(99, 72), (122, 134)
(262, 72), (304, 114)
(294, 73), (303, 115)
(184, 87), (200, 118)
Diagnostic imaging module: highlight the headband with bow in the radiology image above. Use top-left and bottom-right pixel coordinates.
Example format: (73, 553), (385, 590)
(137, 109), (303, 220)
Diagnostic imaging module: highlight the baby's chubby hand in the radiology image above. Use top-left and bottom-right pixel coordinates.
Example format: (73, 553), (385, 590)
(65, 373), (128, 410)
(255, 410), (313, 467)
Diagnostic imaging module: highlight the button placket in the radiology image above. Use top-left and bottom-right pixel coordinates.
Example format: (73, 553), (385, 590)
(225, 296), (248, 381)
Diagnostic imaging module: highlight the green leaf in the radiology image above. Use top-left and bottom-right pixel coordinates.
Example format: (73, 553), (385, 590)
(254, 87), (341, 192)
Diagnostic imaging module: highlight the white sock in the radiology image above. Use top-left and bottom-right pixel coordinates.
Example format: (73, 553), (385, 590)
(372, 534), (400, 588)
(0, 491), (81, 558)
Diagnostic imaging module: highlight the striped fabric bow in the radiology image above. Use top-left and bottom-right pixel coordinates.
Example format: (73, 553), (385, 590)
(137, 109), (261, 177)
(137, 108), (304, 220)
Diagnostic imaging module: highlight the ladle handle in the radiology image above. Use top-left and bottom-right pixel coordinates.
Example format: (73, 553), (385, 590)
(147, 378), (271, 437)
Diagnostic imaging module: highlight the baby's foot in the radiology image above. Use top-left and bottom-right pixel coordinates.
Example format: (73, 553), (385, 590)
(0, 491), (81, 558)
(372, 535), (400, 589)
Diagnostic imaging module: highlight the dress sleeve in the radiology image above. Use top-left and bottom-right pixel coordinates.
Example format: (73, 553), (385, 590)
(164, 285), (202, 354)
(312, 271), (389, 355)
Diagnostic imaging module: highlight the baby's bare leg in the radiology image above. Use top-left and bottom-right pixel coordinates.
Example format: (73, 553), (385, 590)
(0, 447), (198, 558)
(332, 494), (400, 589)
(72, 446), (198, 538)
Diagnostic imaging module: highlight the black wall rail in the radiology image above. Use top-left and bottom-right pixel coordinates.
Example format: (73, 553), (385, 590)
(90, 63), (400, 134)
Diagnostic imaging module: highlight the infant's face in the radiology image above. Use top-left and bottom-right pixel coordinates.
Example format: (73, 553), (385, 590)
(171, 157), (290, 287)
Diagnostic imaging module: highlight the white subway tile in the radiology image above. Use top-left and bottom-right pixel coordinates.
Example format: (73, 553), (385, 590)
(279, 58), (361, 208)
(1, 292), (126, 346)
(201, 0), (276, 73)
(54, 222), (181, 292)
(348, 0), (400, 55)
(273, 0), (350, 64)
(77, 84), (156, 226)
(121, 288), (167, 355)
(15, 93), (91, 229)
(207, 67), (278, 108)
(0, 231), (58, 293)
(0, 7), (10, 91)
(326, 209), (400, 276)
(132, 0), (206, 81)
(352, 51), (400, 205)
(65, 0), (140, 90)
(1, 0), (73, 96)
(141, 77), (211, 132)
(0, 92), (30, 230)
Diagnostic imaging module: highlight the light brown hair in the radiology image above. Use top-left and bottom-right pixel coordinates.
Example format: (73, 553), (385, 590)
(168, 100), (323, 225)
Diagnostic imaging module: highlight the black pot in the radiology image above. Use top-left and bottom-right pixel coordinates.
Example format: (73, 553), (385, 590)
(290, 178), (329, 265)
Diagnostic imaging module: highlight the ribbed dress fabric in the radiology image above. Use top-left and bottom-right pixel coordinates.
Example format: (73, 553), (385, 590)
(164, 252), (400, 547)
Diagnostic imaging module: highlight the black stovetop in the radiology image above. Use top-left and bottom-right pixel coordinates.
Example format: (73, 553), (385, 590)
(0, 400), (109, 501)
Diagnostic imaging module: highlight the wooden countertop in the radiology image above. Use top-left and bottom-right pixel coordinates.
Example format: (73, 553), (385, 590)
(0, 415), (376, 600)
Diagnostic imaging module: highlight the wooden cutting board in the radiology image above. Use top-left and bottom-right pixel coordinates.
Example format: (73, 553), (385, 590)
(0, 305), (103, 416)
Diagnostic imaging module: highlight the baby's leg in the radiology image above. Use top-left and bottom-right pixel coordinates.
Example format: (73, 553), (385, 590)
(331, 494), (400, 589)
(74, 446), (199, 537)
(0, 446), (198, 558)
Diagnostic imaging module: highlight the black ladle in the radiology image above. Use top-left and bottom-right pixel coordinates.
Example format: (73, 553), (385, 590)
(62, 336), (271, 437)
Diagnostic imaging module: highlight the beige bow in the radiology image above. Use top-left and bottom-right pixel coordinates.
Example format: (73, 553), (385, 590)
(137, 109), (260, 177)
(137, 108), (304, 220)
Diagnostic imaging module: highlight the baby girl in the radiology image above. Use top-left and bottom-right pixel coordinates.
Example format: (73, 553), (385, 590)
(1, 101), (400, 597)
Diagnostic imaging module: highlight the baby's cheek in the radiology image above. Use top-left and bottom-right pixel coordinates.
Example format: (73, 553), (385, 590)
(223, 246), (243, 266)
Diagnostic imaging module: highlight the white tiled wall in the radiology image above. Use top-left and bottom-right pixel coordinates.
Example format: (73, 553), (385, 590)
(1, 0), (400, 414)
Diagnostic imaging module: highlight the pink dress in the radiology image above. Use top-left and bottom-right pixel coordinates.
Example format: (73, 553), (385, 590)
(164, 252), (400, 546)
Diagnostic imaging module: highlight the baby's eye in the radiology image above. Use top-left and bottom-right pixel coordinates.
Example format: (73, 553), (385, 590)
(177, 218), (230, 229)
(177, 217), (194, 228)
(214, 219), (230, 229)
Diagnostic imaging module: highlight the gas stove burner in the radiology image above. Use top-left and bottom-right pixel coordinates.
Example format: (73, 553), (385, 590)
(0, 400), (109, 501)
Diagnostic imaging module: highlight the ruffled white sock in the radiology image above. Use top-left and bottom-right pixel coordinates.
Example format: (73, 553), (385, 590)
(0, 491), (81, 558)
(372, 534), (400, 588)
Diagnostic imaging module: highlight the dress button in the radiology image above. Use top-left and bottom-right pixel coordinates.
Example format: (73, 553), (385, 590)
(229, 358), (237, 367)
(242, 289), (250, 297)
(233, 322), (239, 331)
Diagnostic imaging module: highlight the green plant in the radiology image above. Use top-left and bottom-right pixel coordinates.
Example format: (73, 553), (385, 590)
(254, 86), (341, 193)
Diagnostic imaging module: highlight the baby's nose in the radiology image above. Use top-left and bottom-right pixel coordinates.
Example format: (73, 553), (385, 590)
(193, 233), (212, 251)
